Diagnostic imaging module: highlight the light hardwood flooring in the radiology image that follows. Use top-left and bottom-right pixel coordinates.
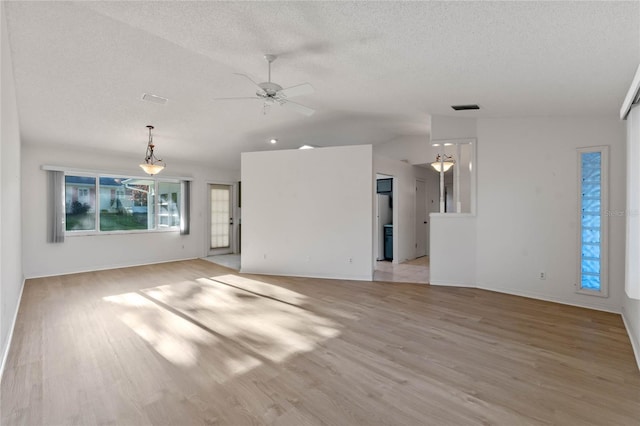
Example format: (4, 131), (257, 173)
(2, 259), (639, 425)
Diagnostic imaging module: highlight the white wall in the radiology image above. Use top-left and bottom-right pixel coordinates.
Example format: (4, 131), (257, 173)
(1, 3), (24, 375)
(430, 215), (476, 286)
(373, 135), (431, 165)
(475, 118), (626, 313)
(623, 296), (640, 369)
(431, 115), (477, 140)
(373, 155), (429, 264)
(241, 145), (373, 280)
(21, 144), (238, 278)
(623, 105), (640, 369)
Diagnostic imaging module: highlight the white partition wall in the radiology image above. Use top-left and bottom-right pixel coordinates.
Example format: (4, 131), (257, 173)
(429, 215), (476, 286)
(623, 100), (640, 370)
(241, 145), (373, 280)
(626, 106), (640, 300)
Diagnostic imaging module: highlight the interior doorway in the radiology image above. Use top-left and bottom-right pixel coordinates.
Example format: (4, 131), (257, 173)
(208, 183), (233, 255)
(374, 174), (393, 263)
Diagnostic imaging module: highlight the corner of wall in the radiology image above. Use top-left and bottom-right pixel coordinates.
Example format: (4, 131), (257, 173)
(622, 303), (640, 372)
(0, 277), (25, 381)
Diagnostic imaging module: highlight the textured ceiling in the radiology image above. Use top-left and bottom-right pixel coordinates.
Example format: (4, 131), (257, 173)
(4, 1), (639, 172)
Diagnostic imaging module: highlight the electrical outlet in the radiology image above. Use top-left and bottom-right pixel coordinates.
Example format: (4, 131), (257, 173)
(539, 271), (546, 280)
(348, 257), (353, 264)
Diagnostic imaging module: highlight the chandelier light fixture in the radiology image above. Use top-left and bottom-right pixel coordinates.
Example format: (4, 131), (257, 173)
(430, 154), (455, 172)
(139, 125), (165, 175)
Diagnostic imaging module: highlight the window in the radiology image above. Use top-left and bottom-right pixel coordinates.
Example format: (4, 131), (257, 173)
(65, 176), (96, 231)
(63, 173), (183, 234)
(99, 177), (155, 231)
(577, 147), (609, 297)
(429, 139), (476, 214)
(158, 181), (181, 228)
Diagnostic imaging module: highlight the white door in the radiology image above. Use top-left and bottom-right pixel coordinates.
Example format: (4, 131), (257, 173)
(415, 179), (427, 257)
(209, 184), (233, 255)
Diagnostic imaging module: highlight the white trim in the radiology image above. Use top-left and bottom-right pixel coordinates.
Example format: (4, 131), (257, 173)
(429, 280), (476, 288)
(430, 138), (477, 215)
(66, 228), (180, 237)
(41, 164), (193, 181)
(430, 213), (476, 218)
(206, 182), (235, 256)
(431, 138), (476, 146)
(24, 257), (198, 280)
(576, 146), (609, 298)
(0, 278), (25, 382)
(622, 307), (640, 372)
(476, 283), (620, 314)
(239, 268), (373, 282)
(620, 64), (640, 120)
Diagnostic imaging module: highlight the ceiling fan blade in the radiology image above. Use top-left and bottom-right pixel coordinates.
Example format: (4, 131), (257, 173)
(213, 96), (260, 101)
(277, 83), (314, 99)
(281, 100), (315, 117)
(233, 73), (263, 88)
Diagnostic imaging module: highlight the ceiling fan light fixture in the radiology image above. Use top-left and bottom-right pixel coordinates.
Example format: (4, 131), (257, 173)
(269, 138), (278, 144)
(139, 125), (165, 175)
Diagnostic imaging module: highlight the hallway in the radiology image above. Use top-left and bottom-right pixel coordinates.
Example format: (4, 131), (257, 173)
(374, 256), (429, 284)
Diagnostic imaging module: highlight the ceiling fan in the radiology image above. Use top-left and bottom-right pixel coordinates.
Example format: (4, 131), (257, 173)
(214, 54), (315, 117)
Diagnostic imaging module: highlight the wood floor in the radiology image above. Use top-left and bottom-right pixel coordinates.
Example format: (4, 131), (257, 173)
(2, 259), (639, 425)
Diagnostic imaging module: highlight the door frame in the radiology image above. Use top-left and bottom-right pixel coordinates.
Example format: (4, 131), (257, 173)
(206, 181), (239, 256)
(373, 173), (395, 267)
(415, 178), (428, 258)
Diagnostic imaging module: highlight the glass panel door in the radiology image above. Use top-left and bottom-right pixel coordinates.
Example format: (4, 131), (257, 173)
(209, 184), (232, 252)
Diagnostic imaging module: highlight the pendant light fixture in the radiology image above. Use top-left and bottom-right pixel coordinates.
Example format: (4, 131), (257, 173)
(430, 154), (454, 172)
(139, 125), (165, 175)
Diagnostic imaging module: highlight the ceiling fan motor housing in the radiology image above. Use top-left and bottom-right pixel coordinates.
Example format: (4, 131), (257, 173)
(258, 82), (283, 97)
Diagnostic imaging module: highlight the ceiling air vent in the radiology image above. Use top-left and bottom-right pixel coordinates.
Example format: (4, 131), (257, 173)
(451, 104), (480, 111)
(141, 93), (168, 105)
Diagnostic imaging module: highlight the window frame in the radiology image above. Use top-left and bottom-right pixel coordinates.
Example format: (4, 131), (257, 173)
(576, 146), (609, 298)
(430, 138), (477, 216)
(64, 171), (182, 236)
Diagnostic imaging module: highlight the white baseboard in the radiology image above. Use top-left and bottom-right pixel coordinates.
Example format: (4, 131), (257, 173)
(0, 277), (25, 382)
(24, 256), (199, 279)
(240, 268), (373, 282)
(476, 283), (620, 314)
(622, 307), (640, 372)
(429, 280), (476, 288)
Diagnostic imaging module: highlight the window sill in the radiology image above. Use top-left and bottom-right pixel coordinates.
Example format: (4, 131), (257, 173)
(65, 228), (180, 237)
(576, 288), (609, 298)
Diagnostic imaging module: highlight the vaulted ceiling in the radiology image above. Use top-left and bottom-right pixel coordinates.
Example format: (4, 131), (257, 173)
(4, 1), (639, 171)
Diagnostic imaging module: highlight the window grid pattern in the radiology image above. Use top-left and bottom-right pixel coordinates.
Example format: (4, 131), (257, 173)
(64, 174), (181, 234)
(580, 152), (602, 291)
(210, 185), (230, 249)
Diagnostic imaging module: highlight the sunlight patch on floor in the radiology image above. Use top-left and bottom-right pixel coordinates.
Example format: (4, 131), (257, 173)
(104, 292), (216, 367)
(103, 274), (340, 381)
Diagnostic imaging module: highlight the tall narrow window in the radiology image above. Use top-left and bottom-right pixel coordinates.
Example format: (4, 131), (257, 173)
(578, 147), (609, 297)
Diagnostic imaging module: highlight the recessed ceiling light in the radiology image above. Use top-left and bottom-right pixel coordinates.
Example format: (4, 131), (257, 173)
(141, 93), (168, 105)
(299, 145), (315, 150)
(269, 138), (278, 144)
